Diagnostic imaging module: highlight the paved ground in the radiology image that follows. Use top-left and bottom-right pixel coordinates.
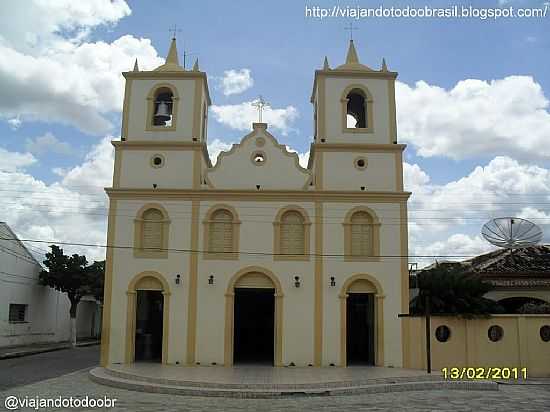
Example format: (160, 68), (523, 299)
(0, 346), (99, 391)
(1, 368), (549, 411)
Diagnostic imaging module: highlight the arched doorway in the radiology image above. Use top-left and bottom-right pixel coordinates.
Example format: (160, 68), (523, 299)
(224, 267), (283, 366)
(340, 274), (384, 367)
(125, 272), (170, 363)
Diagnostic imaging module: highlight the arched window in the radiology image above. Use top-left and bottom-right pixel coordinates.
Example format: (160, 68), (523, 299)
(203, 206), (240, 259)
(350, 211), (373, 256)
(273, 207), (311, 261)
(152, 88), (174, 127)
(341, 86), (374, 133)
(146, 84), (179, 131)
(343, 208), (380, 261)
(142, 209), (163, 250)
(134, 205), (170, 258)
(280, 211), (305, 255)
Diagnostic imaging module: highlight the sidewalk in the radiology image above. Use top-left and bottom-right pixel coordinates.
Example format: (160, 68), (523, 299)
(0, 338), (100, 360)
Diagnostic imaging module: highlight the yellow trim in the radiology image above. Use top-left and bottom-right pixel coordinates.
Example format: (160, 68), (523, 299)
(186, 200), (200, 364)
(400, 202), (410, 367)
(313, 143), (406, 153)
(314, 201), (323, 366)
(202, 204), (241, 260)
(192, 79), (202, 140)
(341, 84), (374, 134)
(106, 188), (411, 203)
(133, 203), (170, 259)
(310, 69), (398, 103)
(342, 206), (381, 262)
(318, 75), (326, 139)
(315, 150), (324, 190)
(224, 266), (284, 367)
(273, 205), (312, 261)
(112, 141), (205, 150)
(112, 148), (122, 188)
(124, 271), (171, 364)
(388, 79), (397, 144)
(121, 78), (132, 140)
(99, 199), (117, 366)
(123, 70), (212, 105)
(192, 149), (201, 189)
(339, 274), (385, 367)
(395, 151), (404, 191)
(145, 83), (180, 132)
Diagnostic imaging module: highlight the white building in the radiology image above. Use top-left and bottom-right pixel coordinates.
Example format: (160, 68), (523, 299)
(100, 39), (410, 367)
(0, 222), (101, 347)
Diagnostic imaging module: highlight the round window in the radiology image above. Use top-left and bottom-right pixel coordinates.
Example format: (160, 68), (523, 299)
(150, 154), (165, 168)
(354, 157), (367, 170)
(540, 325), (550, 342)
(435, 325), (451, 342)
(251, 152), (266, 165)
(488, 325), (504, 342)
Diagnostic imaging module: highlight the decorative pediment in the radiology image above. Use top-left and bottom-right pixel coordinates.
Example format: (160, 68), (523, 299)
(206, 123), (311, 190)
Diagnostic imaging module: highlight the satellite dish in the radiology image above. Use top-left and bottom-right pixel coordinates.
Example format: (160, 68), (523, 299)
(481, 217), (543, 249)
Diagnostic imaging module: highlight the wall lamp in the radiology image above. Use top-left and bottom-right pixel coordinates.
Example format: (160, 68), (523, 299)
(208, 275), (215, 285)
(175, 274), (181, 285)
(330, 276), (336, 287)
(294, 276), (301, 288)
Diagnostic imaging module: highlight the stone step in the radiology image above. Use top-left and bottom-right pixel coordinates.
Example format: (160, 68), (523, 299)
(89, 367), (498, 398)
(103, 366), (443, 390)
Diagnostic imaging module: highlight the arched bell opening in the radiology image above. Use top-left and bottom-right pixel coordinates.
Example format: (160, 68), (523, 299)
(153, 87), (175, 127)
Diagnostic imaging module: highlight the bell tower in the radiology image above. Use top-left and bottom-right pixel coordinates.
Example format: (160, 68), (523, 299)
(113, 38), (212, 190)
(309, 40), (404, 192)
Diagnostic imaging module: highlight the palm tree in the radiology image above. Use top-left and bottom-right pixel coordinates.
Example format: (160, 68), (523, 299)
(410, 262), (503, 318)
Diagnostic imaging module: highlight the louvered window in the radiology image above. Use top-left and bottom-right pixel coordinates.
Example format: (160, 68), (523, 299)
(142, 208), (163, 250)
(350, 211), (373, 256)
(280, 211), (305, 255)
(209, 209), (233, 253)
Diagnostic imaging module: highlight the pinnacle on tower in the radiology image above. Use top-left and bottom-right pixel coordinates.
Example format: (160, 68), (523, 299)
(133, 58), (139, 72)
(323, 56), (330, 70)
(345, 40), (359, 64)
(192, 58), (199, 71)
(381, 58), (388, 72)
(166, 38), (180, 66)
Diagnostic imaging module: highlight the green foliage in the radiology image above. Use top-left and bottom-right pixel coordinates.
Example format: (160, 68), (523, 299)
(410, 262), (503, 318)
(39, 245), (105, 317)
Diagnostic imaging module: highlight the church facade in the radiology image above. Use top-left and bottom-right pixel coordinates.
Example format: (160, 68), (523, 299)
(100, 39), (410, 368)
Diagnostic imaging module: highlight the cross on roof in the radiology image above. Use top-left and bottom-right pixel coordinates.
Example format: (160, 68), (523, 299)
(344, 22), (357, 41)
(169, 25), (182, 40)
(251, 96), (270, 123)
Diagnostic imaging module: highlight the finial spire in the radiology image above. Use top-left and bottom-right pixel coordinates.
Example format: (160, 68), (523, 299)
(345, 39), (359, 64)
(381, 58), (388, 72)
(133, 58), (139, 72)
(166, 37), (180, 66)
(192, 58), (199, 71)
(323, 56), (330, 70)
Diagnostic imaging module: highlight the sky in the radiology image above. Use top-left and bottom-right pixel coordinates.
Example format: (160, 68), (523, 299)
(0, 0), (549, 266)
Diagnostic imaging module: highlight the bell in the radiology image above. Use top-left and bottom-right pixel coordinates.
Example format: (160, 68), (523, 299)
(154, 101), (171, 122)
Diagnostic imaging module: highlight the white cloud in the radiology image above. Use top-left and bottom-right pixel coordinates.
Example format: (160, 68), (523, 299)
(7, 117), (21, 130)
(396, 76), (550, 160)
(207, 139), (233, 165)
(405, 156), (550, 265)
(285, 146), (310, 168)
(210, 101), (299, 135)
(413, 233), (494, 267)
(25, 132), (73, 156)
(0, 1), (163, 135)
(0, 137), (114, 261)
(0, 148), (36, 172)
(218, 69), (254, 96)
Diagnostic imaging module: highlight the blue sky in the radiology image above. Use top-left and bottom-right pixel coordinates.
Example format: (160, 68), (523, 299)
(1, 0), (549, 263)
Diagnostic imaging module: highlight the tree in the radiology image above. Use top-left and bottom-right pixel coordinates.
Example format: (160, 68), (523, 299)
(39, 245), (104, 346)
(410, 262), (503, 318)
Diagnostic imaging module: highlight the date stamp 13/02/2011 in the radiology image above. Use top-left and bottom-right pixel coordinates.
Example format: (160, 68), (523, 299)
(442, 367), (528, 380)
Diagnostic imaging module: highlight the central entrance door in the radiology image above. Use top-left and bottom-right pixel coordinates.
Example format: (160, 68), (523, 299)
(346, 293), (375, 365)
(233, 288), (275, 364)
(135, 290), (163, 362)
